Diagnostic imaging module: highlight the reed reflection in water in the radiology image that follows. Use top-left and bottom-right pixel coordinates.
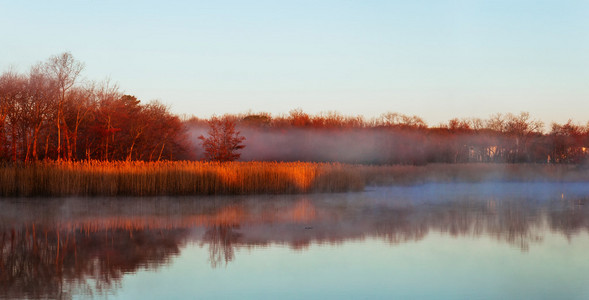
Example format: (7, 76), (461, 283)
(1, 182), (589, 299)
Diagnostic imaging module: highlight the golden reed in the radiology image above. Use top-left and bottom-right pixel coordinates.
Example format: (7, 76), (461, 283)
(1, 161), (587, 197)
(0, 161), (365, 197)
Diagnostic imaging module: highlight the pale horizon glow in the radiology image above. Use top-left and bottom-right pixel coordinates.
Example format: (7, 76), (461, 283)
(1, 0), (588, 126)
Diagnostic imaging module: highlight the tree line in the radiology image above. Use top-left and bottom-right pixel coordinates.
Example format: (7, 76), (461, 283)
(2, 53), (588, 164)
(0, 53), (189, 162)
(187, 110), (589, 164)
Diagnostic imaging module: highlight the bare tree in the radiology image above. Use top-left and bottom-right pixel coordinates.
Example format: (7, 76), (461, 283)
(63, 86), (95, 160)
(504, 112), (544, 162)
(0, 71), (27, 161)
(377, 112), (427, 129)
(486, 113), (506, 132)
(27, 66), (57, 161)
(0, 72), (17, 160)
(43, 52), (84, 160)
(550, 120), (586, 163)
(96, 80), (121, 160)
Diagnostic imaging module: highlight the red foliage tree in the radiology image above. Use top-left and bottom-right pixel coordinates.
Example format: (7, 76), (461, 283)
(199, 117), (245, 162)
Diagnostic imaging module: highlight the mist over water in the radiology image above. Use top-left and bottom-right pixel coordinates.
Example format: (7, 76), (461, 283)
(239, 128), (386, 162)
(188, 121), (589, 164)
(189, 125), (426, 163)
(2, 182), (589, 299)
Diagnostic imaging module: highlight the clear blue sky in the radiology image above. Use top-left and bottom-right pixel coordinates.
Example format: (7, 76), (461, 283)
(1, 0), (588, 125)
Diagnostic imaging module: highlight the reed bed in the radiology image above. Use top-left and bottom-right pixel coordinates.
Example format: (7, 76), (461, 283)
(1, 161), (588, 197)
(0, 161), (364, 197)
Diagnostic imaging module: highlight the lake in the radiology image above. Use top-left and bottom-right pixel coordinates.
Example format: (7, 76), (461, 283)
(2, 182), (589, 299)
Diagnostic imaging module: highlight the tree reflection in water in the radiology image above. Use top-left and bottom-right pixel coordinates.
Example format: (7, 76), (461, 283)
(1, 184), (589, 298)
(202, 225), (242, 268)
(0, 224), (187, 299)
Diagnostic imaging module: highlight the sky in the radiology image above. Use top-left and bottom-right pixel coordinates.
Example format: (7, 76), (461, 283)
(1, 0), (588, 126)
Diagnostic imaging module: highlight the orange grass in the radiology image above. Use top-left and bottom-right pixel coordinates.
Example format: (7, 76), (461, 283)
(1, 161), (588, 197)
(0, 161), (364, 197)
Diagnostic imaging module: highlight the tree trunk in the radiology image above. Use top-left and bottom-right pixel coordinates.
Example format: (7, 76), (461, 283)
(157, 143), (165, 161)
(56, 106), (61, 160)
(11, 126), (17, 162)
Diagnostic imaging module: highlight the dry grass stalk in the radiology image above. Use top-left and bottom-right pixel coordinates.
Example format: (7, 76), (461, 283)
(1, 162), (588, 197)
(0, 161), (364, 197)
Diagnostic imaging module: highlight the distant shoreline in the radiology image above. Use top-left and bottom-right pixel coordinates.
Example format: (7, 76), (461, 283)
(1, 161), (588, 197)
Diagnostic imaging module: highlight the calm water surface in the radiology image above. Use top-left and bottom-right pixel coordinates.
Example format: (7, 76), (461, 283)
(2, 183), (589, 299)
